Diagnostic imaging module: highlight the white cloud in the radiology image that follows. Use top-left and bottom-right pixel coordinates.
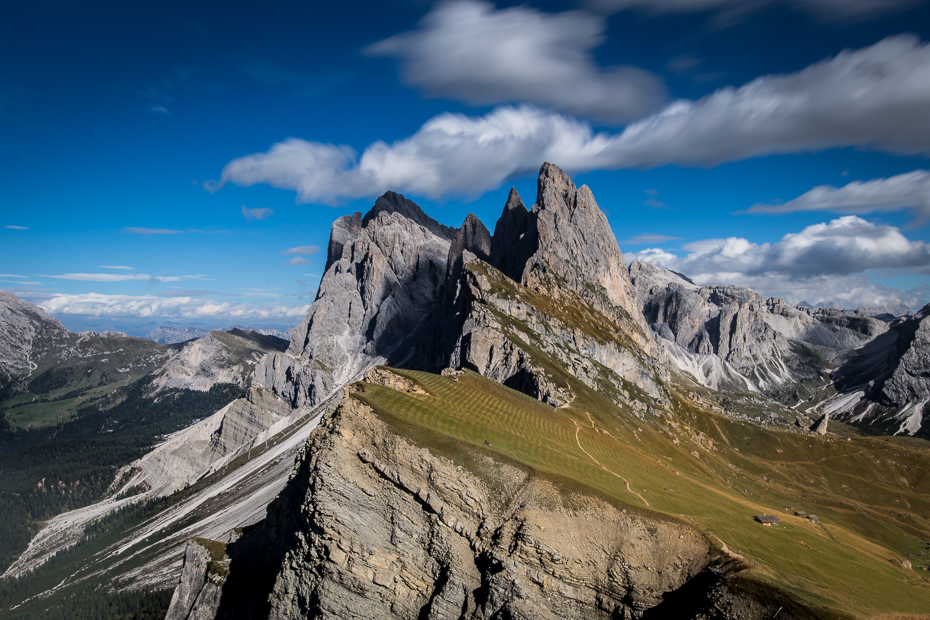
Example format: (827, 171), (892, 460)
(216, 36), (930, 202)
(365, 0), (665, 123)
(0, 274), (29, 278)
(601, 34), (930, 167)
(126, 227), (185, 235)
(586, 0), (921, 22)
(747, 170), (930, 223)
(41, 273), (150, 282)
(0, 279), (40, 286)
(99, 265), (135, 270)
(37, 292), (310, 321)
(632, 216), (930, 277)
(241, 205), (274, 221)
(628, 216), (930, 308)
(5, 225), (29, 230)
(40, 273), (210, 283)
(284, 257), (310, 266)
(281, 245), (319, 255)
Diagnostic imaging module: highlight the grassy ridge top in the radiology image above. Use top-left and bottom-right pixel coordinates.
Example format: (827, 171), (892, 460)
(353, 367), (930, 619)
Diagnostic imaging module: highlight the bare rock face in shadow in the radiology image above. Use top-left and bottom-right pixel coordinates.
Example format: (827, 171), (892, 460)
(254, 191), (456, 410)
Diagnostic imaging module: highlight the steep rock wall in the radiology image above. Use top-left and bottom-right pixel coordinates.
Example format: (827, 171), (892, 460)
(177, 389), (718, 619)
(254, 193), (454, 410)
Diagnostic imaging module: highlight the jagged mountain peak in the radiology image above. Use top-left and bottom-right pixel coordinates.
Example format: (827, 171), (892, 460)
(324, 191), (457, 275)
(453, 212), (491, 258)
(446, 212), (492, 285)
(362, 190), (456, 240)
(490, 186), (534, 282)
(521, 162), (654, 351)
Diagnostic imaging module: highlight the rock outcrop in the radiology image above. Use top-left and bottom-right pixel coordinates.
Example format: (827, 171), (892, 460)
(165, 538), (230, 620)
(0, 290), (72, 384)
(809, 413), (829, 435)
(629, 261), (887, 394)
(150, 329), (288, 393)
(253, 192), (456, 410)
(177, 389), (721, 619)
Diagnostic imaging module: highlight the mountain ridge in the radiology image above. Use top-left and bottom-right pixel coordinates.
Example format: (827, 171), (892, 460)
(3, 163), (929, 619)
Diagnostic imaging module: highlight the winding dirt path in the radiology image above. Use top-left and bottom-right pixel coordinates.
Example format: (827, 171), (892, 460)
(573, 421), (650, 507)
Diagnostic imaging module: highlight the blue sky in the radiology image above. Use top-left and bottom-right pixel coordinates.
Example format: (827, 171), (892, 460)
(2, 0), (930, 335)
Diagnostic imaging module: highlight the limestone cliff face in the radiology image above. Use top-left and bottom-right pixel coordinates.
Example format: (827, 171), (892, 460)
(629, 261), (886, 393)
(450, 262), (666, 408)
(253, 192), (455, 410)
(0, 290), (85, 383)
(174, 386), (720, 619)
(832, 304), (930, 435)
(876, 304), (930, 408)
(150, 329), (288, 393)
(521, 164), (654, 356)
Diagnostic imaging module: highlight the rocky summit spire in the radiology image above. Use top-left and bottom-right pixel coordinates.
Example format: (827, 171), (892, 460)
(445, 212), (492, 287)
(362, 191), (456, 240)
(519, 162), (654, 353)
(255, 192), (455, 409)
(489, 187), (535, 283)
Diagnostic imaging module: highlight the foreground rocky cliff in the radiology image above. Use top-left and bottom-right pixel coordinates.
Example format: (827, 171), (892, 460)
(166, 373), (796, 620)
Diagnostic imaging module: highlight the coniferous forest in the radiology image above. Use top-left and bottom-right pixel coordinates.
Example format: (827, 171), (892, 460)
(0, 378), (244, 574)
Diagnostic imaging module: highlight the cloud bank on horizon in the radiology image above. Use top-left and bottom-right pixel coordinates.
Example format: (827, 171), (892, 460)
(37, 293), (310, 322)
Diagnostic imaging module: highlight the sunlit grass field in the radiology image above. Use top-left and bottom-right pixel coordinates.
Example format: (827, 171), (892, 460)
(354, 366), (930, 618)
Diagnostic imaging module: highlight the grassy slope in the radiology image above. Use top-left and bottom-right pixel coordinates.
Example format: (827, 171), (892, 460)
(350, 257), (930, 619)
(355, 368), (930, 618)
(3, 336), (169, 429)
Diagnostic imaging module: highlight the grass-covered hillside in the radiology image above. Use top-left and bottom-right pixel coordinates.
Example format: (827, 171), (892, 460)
(0, 335), (170, 430)
(354, 364), (930, 618)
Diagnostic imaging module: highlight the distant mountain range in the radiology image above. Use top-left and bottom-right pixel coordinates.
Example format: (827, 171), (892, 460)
(2, 164), (928, 620)
(145, 324), (293, 345)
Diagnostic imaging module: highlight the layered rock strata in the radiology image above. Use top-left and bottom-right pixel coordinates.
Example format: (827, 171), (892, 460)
(170, 390), (718, 619)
